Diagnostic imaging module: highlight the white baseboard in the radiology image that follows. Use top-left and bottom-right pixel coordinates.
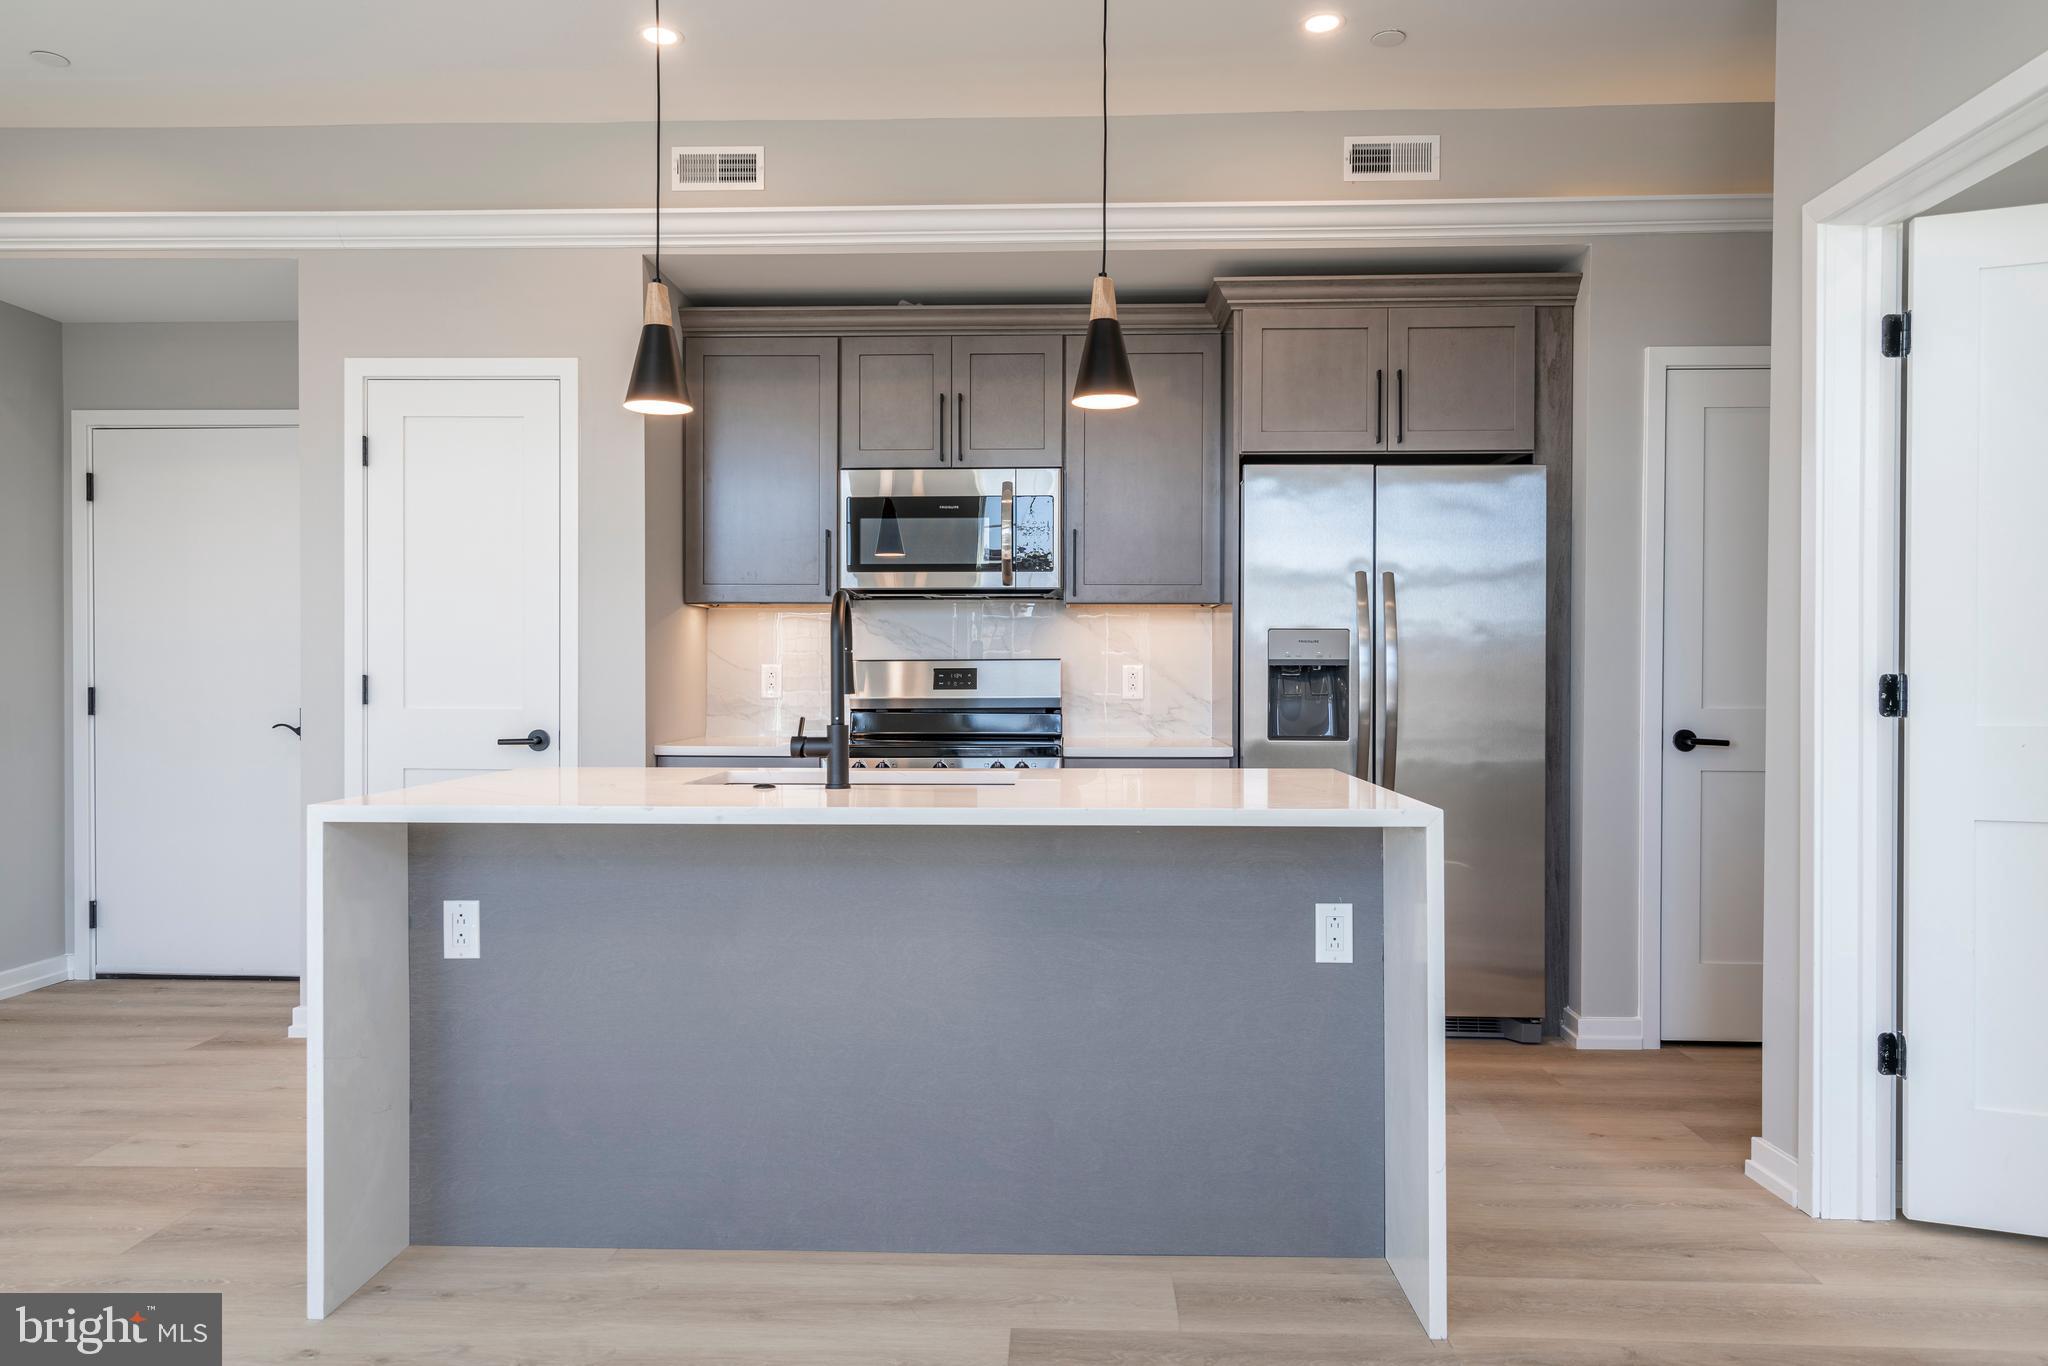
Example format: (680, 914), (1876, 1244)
(288, 1004), (307, 1040)
(1745, 1136), (1800, 1208)
(1561, 1007), (1647, 1050)
(0, 954), (76, 1002)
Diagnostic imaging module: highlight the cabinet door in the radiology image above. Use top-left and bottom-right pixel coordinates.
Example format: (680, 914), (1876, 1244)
(1387, 306), (1536, 452)
(685, 336), (839, 605)
(840, 337), (949, 468)
(1066, 332), (1222, 604)
(953, 334), (1065, 467)
(1237, 306), (1388, 452)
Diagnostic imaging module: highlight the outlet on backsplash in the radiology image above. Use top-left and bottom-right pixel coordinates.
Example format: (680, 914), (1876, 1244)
(1121, 663), (1145, 700)
(760, 663), (782, 700)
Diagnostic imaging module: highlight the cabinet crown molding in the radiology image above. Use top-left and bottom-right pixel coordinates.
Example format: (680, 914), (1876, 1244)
(674, 302), (1216, 336)
(1206, 272), (1583, 324)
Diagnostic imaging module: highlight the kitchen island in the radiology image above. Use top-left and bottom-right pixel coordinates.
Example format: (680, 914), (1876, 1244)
(305, 766), (1446, 1336)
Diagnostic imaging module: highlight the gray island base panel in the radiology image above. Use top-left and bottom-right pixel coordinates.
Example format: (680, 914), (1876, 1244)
(306, 766), (1447, 1337)
(405, 824), (1383, 1259)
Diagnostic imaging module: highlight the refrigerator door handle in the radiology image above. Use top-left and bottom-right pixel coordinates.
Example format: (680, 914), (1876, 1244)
(1381, 570), (1400, 791)
(1355, 569), (1374, 784)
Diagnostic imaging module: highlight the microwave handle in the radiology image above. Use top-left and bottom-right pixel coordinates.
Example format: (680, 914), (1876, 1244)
(999, 479), (1015, 587)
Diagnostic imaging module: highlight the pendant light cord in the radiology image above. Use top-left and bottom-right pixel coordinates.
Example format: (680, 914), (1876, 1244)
(1099, 0), (1109, 279)
(653, 0), (663, 283)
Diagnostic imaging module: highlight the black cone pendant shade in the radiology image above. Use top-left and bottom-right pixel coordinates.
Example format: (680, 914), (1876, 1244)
(623, 2), (693, 417)
(625, 280), (690, 415)
(1071, 275), (1138, 410)
(1070, 0), (1137, 411)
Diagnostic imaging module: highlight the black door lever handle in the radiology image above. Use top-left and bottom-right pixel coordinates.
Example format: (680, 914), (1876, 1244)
(1672, 728), (1730, 753)
(497, 729), (552, 751)
(270, 722), (301, 736)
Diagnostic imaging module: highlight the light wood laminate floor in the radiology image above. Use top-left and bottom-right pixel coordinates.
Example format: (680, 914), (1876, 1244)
(3, 980), (2044, 1364)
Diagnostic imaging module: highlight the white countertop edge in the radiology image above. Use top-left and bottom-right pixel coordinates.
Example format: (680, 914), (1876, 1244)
(313, 803), (1440, 830)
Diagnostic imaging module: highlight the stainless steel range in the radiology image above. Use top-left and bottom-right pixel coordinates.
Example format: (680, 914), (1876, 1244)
(847, 659), (1062, 770)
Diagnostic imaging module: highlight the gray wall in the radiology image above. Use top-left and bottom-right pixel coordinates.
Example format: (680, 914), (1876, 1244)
(1764, 0), (2048, 1170)
(0, 300), (64, 979)
(296, 249), (654, 814)
(408, 823), (1385, 1256)
(1568, 232), (1773, 1023)
(61, 322), (298, 412)
(0, 103), (1770, 212)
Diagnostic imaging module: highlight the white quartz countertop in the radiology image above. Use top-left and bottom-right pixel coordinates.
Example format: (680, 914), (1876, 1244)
(314, 766), (1439, 829)
(653, 736), (1235, 760)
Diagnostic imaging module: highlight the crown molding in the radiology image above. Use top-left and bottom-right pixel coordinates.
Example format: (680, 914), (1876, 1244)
(0, 194), (1769, 254)
(1207, 272), (1582, 320)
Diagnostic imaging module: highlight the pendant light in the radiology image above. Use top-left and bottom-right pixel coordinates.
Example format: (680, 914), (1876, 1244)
(1070, 0), (1138, 411)
(624, 0), (692, 416)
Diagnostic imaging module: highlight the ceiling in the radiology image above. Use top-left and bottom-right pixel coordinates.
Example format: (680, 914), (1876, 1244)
(0, 258), (297, 322)
(2, 0), (1774, 129)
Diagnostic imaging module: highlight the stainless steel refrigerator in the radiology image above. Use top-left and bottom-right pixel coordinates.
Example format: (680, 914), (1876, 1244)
(1239, 463), (1547, 1032)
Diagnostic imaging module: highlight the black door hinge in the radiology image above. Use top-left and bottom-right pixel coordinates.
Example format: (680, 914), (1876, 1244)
(85, 472), (95, 502)
(86, 685), (96, 717)
(1878, 1031), (1906, 1077)
(361, 674), (370, 705)
(88, 900), (98, 930)
(1880, 311), (1911, 358)
(1879, 672), (1907, 718)
(361, 435), (369, 467)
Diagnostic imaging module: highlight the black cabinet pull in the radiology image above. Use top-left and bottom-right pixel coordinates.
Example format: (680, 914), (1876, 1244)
(1395, 368), (1405, 444)
(937, 392), (947, 462)
(956, 392), (966, 463)
(1376, 368), (1385, 444)
(825, 527), (836, 594)
(1672, 728), (1730, 753)
(1069, 526), (1079, 598)
(498, 729), (552, 751)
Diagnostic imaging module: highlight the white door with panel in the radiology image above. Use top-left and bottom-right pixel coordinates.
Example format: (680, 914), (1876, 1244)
(91, 423), (301, 975)
(362, 378), (564, 795)
(1659, 367), (1769, 1042)
(1903, 206), (2048, 1237)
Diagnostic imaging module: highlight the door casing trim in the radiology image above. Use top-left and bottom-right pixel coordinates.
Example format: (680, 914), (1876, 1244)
(67, 409), (302, 979)
(340, 359), (580, 799)
(1634, 347), (1770, 1050)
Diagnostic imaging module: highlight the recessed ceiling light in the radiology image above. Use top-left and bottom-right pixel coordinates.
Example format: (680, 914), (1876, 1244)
(29, 49), (71, 68)
(641, 25), (679, 45)
(1369, 28), (1407, 47)
(1302, 14), (1344, 35)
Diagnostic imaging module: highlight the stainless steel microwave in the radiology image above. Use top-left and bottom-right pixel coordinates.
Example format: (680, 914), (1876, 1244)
(840, 468), (1061, 595)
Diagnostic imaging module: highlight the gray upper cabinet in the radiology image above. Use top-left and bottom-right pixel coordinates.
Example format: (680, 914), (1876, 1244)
(685, 336), (839, 605)
(1237, 306), (1388, 452)
(1066, 332), (1222, 604)
(1386, 305), (1536, 453)
(840, 337), (949, 468)
(953, 335), (1065, 467)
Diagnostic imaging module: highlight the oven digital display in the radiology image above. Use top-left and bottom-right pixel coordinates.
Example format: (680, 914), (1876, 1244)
(932, 667), (978, 691)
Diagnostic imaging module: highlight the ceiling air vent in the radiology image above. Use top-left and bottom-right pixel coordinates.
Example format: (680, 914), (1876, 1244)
(1342, 135), (1439, 182)
(671, 145), (765, 191)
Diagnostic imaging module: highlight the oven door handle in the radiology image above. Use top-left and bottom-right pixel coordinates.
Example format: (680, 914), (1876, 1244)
(999, 479), (1015, 587)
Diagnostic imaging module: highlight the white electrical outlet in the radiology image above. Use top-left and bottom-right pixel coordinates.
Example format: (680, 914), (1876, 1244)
(1121, 663), (1145, 700)
(443, 899), (481, 959)
(760, 663), (782, 699)
(1315, 903), (1352, 964)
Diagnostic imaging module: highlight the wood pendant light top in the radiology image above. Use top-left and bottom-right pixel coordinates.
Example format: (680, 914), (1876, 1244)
(643, 280), (675, 328)
(1089, 274), (1120, 322)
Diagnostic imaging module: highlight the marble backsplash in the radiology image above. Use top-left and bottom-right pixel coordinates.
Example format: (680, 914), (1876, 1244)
(702, 601), (1231, 741)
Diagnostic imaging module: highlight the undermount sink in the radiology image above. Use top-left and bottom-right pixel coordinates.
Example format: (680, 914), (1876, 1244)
(720, 768), (1025, 787)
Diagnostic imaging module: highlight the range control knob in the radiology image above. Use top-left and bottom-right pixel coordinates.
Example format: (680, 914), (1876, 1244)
(851, 760), (866, 769)
(989, 761), (1007, 769)
(932, 760), (949, 769)
(874, 760), (891, 770)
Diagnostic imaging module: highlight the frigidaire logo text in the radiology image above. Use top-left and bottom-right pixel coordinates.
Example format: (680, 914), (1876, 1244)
(15, 1303), (210, 1356)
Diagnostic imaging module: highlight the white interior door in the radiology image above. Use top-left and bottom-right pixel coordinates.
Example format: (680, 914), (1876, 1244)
(362, 377), (564, 795)
(1659, 366), (1769, 1042)
(1903, 206), (2048, 1237)
(91, 423), (301, 975)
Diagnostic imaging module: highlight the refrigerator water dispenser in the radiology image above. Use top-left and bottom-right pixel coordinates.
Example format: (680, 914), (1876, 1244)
(1266, 628), (1350, 741)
